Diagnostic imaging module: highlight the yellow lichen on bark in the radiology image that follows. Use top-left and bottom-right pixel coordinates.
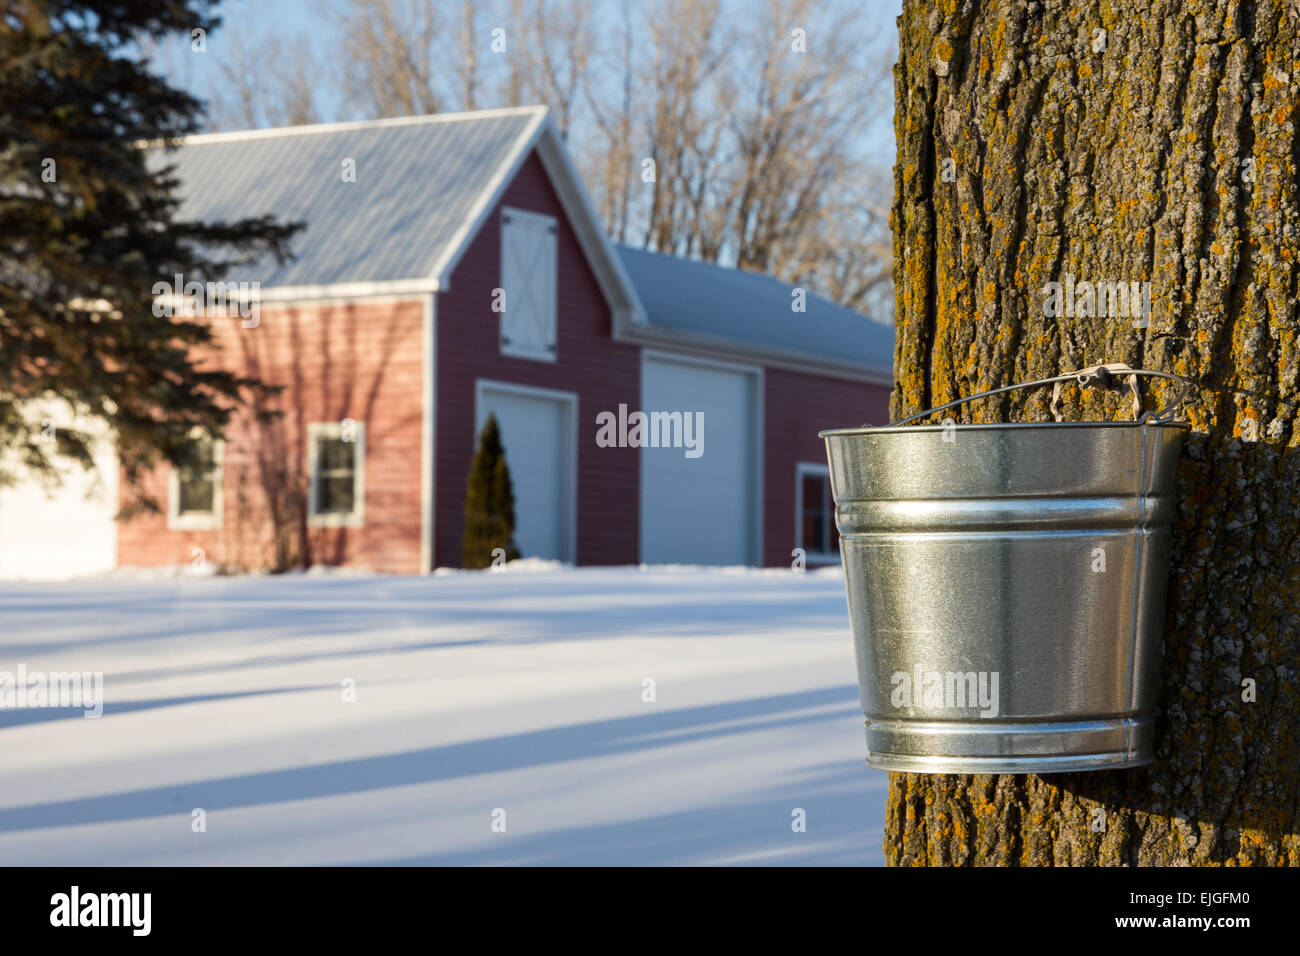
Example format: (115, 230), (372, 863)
(886, 0), (1300, 866)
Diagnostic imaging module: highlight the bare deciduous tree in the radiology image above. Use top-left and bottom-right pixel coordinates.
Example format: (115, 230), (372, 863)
(583, 0), (896, 316)
(500, 0), (592, 136)
(265, 39), (323, 128)
(458, 0), (480, 111)
(339, 0), (442, 116)
(637, 0), (729, 258)
(581, 0), (637, 242)
(205, 31), (322, 130)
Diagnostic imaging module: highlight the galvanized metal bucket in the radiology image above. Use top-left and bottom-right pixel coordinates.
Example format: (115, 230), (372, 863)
(820, 365), (1192, 774)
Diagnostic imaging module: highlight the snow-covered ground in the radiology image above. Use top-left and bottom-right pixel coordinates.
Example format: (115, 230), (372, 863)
(0, 564), (887, 865)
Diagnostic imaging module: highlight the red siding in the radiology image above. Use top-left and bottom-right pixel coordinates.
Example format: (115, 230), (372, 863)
(117, 299), (426, 574)
(434, 151), (641, 568)
(762, 368), (891, 567)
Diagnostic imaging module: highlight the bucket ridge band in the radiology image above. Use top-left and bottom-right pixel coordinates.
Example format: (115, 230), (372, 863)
(836, 494), (1176, 533)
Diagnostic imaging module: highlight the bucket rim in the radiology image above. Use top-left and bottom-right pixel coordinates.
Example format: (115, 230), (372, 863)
(819, 419), (1191, 438)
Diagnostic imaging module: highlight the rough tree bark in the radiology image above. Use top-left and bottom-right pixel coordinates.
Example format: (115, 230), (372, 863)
(888, 0), (1300, 865)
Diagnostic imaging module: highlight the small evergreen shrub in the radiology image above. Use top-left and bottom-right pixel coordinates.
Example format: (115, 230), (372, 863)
(462, 413), (522, 568)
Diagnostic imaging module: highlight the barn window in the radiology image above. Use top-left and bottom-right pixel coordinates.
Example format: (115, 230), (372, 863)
(795, 462), (838, 561)
(169, 437), (223, 530)
(308, 422), (365, 528)
(499, 207), (558, 362)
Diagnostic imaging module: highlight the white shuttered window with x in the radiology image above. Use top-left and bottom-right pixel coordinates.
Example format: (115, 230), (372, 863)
(499, 207), (558, 361)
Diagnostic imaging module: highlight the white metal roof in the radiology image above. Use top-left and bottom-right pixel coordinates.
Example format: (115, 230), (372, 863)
(153, 107), (550, 290)
(614, 245), (894, 380)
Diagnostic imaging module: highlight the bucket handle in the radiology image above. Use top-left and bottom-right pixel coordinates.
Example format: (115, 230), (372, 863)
(891, 363), (1194, 427)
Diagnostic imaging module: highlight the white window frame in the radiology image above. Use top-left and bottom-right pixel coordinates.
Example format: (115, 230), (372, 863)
(795, 461), (839, 564)
(307, 421), (366, 529)
(499, 206), (558, 363)
(168, 438), (224, 531)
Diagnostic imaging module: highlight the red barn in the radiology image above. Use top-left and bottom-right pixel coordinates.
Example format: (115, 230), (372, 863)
(108, 106), (893, 575)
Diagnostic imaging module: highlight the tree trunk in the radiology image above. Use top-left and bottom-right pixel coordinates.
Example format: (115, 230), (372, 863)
(888, 0), (1300, 865)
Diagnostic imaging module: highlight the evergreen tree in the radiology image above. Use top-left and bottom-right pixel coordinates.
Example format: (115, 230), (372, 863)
(0, 1), (298, 503)
(462, 414), (521, 569)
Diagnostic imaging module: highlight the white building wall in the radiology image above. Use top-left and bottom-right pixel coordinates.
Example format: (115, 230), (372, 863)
(0, 401), (117, 581)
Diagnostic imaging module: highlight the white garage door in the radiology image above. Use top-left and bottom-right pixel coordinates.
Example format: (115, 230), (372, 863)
(640, 354), (759, 565)
(475, 381), (575, 562)
(0, 401), (118, 581)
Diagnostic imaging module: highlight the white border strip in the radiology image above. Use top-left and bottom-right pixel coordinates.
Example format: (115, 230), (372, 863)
(139, 105), (549, 148)
(420, 294), (436, 574)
